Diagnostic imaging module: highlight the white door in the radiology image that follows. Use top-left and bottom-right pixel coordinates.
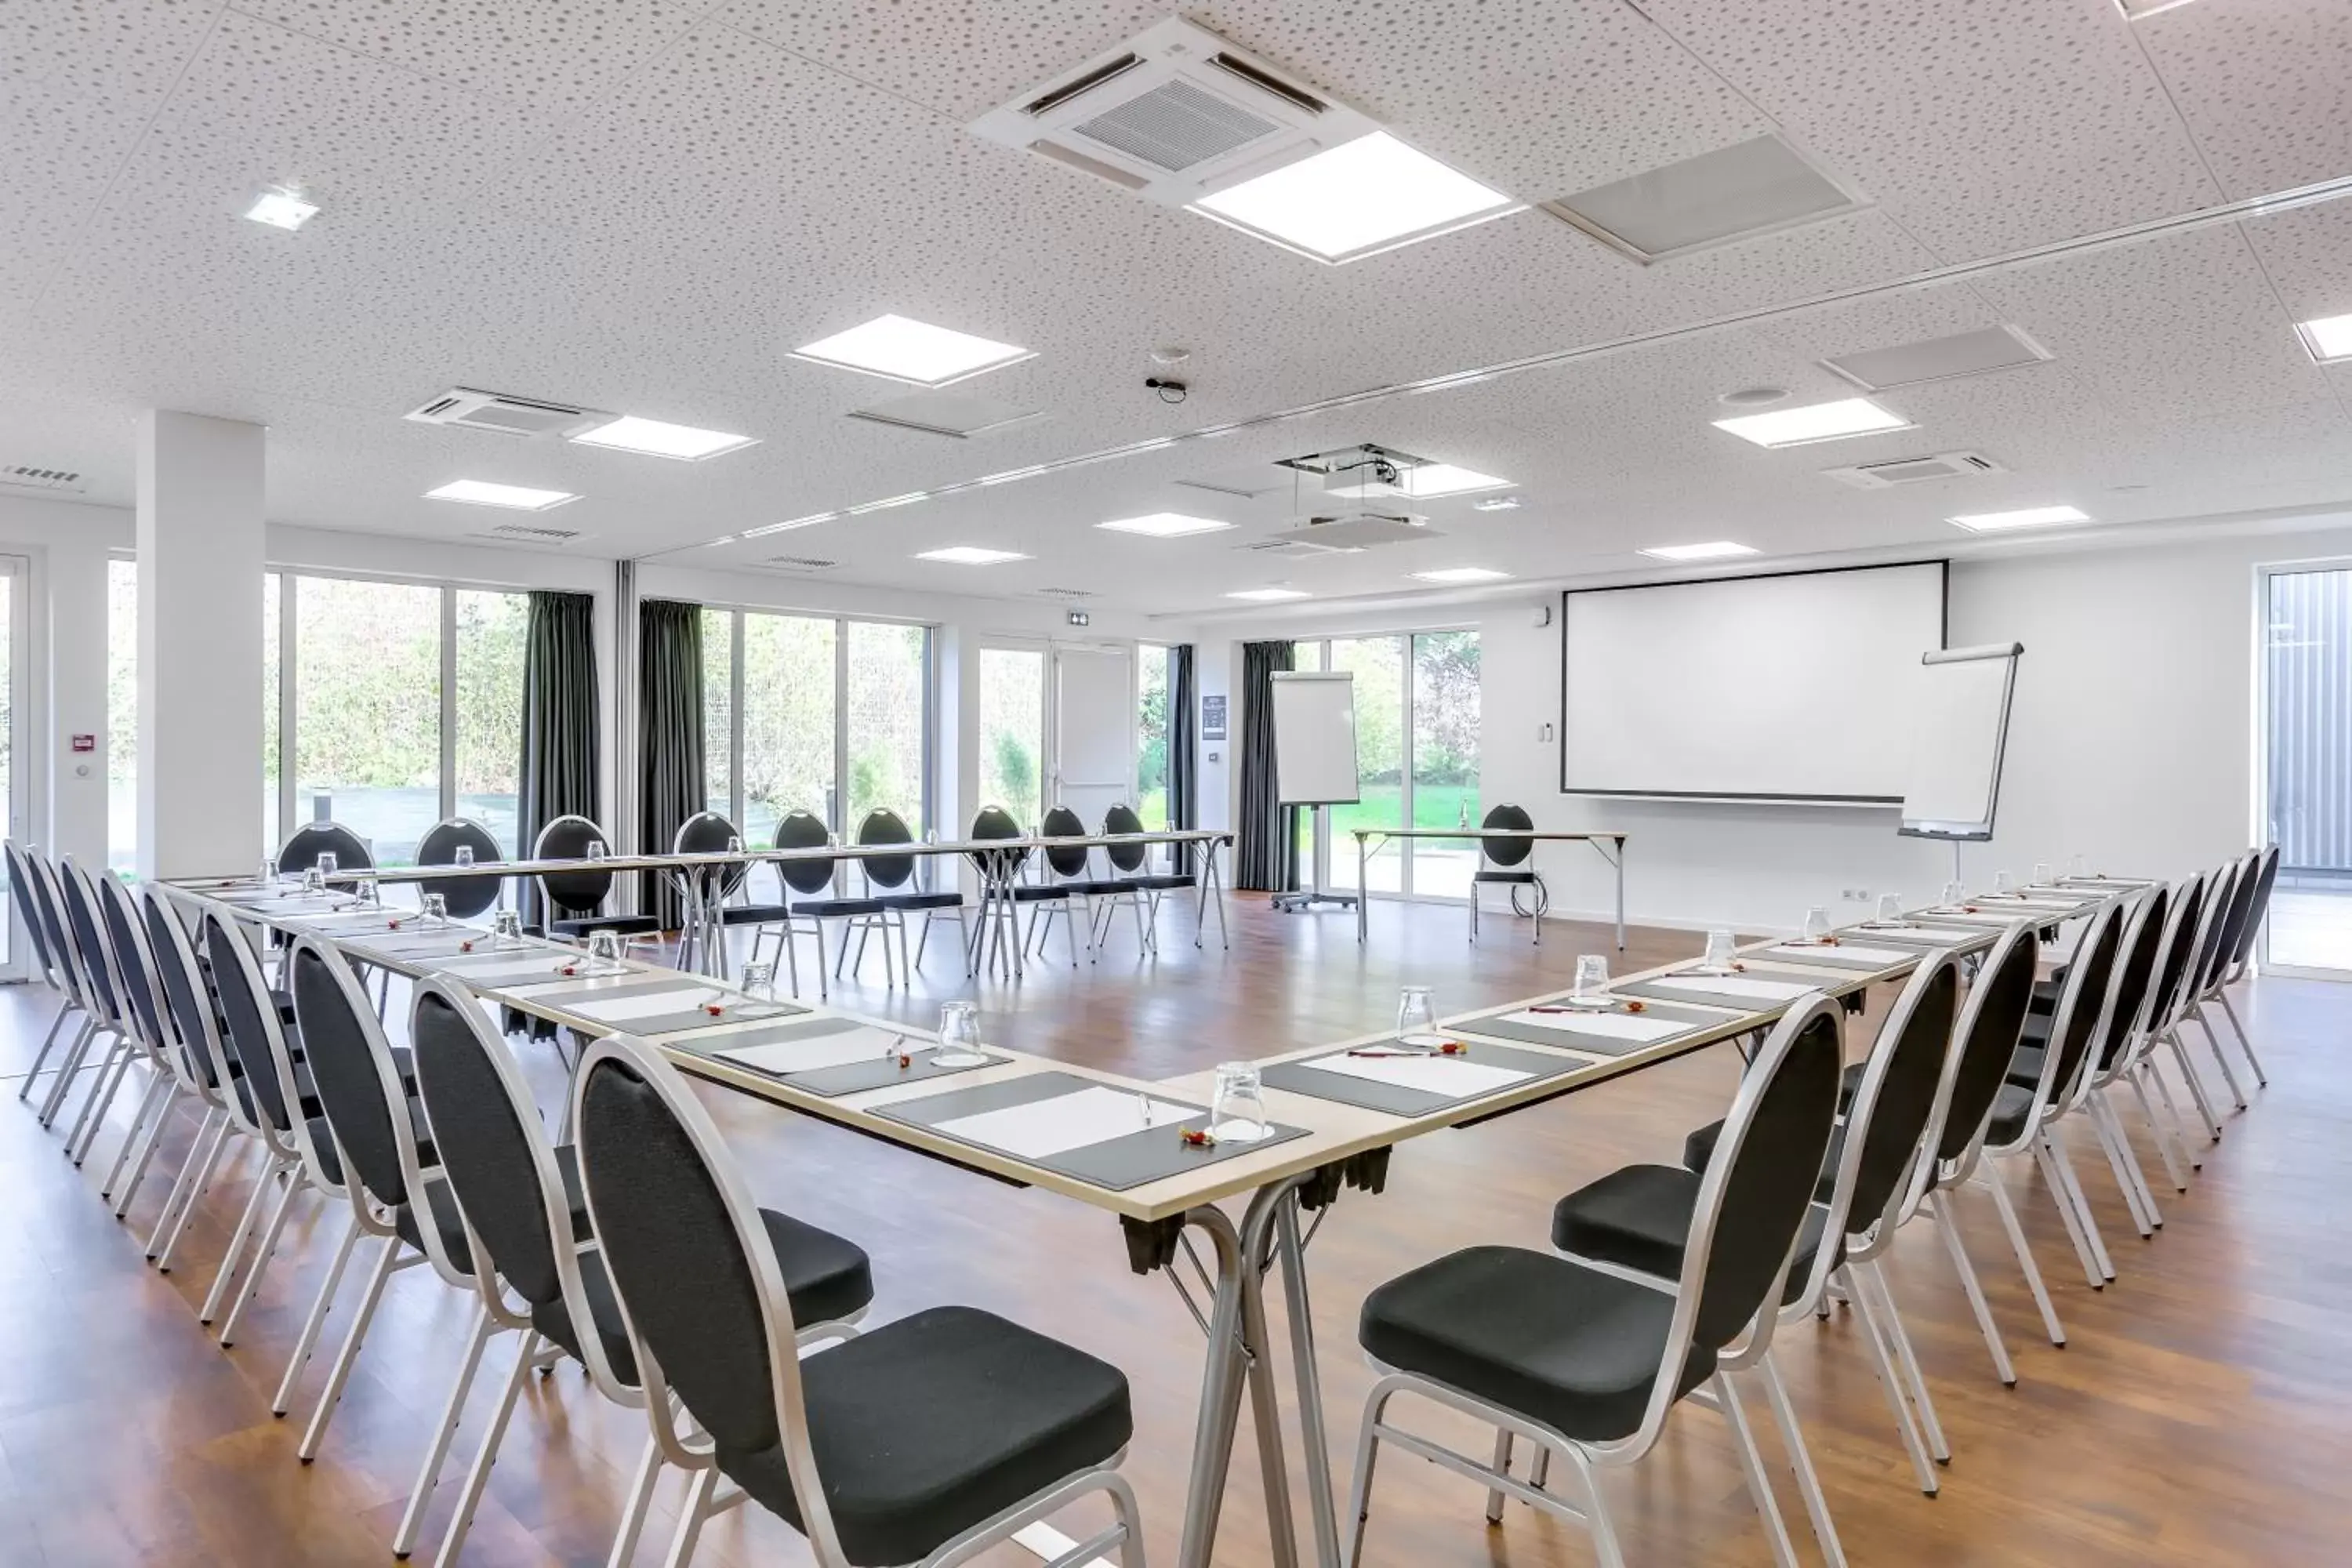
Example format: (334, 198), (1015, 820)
(1053, 645), (1134, 832)
(0, 557), (28, 980)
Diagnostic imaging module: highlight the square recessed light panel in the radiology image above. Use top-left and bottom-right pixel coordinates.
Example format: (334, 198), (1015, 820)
(1400, 463), (1512, 498)
(1947, 505), (2089, 532)
(916, 545), (1028, 565)
(1226, 586), (1310, 601)
(1412, 567), (1511, 583)
(426, 480), (577, 511)
(569, 416), (757, 460)
(1824, 325), (2053, 391)
(1097, 513), (1235, 537)
(1640, 541), (1758, 562)
(1712, 397), (1912, 448)
(244, 188), (319, 230)
(794, 314), (1033, 387)
(1192, 132), (1522, 263)
(1544, 134), (1863, 263)
(2296, 313), (2352, 364)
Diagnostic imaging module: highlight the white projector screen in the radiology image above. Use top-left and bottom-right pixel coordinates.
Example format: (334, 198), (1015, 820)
(1559, 561), (1947, 804)
(1271, 671), (1362, 806)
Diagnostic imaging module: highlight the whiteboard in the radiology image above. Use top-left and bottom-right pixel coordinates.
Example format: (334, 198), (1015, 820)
(1271, 672), (1361, 806)
(1559, 561), (1946, 804)
(1900, 644), (2022, 840)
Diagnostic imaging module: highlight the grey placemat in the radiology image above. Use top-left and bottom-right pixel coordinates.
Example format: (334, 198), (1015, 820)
(1837, 924), (1989, 949)
(1746, 942), (1918, 972)
(1261, 1040), (1594, 1116)
(557, 998), (803, 1037)
(509, 975), (718, 1004)
(1452, 1003), (1721, 1058)
(675, 1016), (1000, 1098)
(873, 1070), (1308, 1192)
(341, 928), (493, 962)
(426, 953), (634, 986)
(1613, 974), (1828, 1011)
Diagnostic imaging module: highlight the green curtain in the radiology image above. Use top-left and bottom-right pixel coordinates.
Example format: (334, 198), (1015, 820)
(1236, 640), (1298, 892)
(1170, 644), (1197, 874)
(637, 599), (706, 928)
(517, 590), (599, 925)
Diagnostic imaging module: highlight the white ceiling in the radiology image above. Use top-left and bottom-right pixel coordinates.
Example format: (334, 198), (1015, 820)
(5, 0), (2352, 615)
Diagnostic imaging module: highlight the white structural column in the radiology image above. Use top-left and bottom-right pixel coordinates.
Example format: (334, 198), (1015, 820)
(136, 411), (267, 880)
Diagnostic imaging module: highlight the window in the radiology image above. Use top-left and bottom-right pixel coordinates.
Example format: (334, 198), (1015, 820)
(293, 577), (443, 865)
(2261, 565), (2352, 975)
(1329, 636), (1406, 895)
(263, 572), (281, 851)
(979, 646), (1044, 830)
(1137, 643), (1171, 829)
(453, 589), (529, 858)
(1410, 630), (1483, 898)
(701, 609), (933, 844)
(107, 558), (137, 873)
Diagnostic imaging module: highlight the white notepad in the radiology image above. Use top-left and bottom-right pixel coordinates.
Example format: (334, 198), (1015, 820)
(1759, 943), (1914, 966)
(1885, 926), (1988, 944)
(1500, 1010), (1685, 1043)
(935, 1086), (1199, 1161)
(715, 1025), (909, 1076)
(1305, 1052), (1534, 1097)
(564, 987), (724, 1022)
(1646, 975), (1815, 1003)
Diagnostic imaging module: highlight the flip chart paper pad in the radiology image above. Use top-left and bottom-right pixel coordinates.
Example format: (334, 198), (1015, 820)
(716, 1025), (909, 1076)
(1643, 975), (1816, 1003)
(1901, 644), (2019, 837)
(1301, 1053), (1533, 1098)
(1498, 1010), (1686, 1044)
(935, 1087), (1199, 1162)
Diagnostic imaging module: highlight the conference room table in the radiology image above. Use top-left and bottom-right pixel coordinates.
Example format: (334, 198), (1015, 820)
(310, 827), (1236, 982)
(173, 872), (2129, 1568)
(1349, 827), (1628, 948)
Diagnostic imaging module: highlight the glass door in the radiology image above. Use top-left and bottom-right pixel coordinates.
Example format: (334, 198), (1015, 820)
(0, 557), (27, 977)
(2260, 564), (2352, 978)
(1302, 628), (1483, 902)
(978, 644), (1047, 832)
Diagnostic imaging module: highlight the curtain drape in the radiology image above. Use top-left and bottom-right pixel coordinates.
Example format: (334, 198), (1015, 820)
(1235, 640), (1298, 892)
(637, 599), (706, 929)
(517, 590), (600, 926)
(1169, 644), (1197, 875)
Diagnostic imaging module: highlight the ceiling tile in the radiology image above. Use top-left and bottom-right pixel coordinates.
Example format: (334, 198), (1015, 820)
(2136, 0), (2352, 200)
(2, 0), (223, 109)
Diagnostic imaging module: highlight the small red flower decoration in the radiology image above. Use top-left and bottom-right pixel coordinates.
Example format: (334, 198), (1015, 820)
(704, 1003), (725, 1016)
(1624, 1000), (1647, 1013)
(1439, 1040), (1465, 1055)
(1181, 1127), (1216, 1148)
(459, 940), (474, 953)
(560, 964), (579, 977)
(896, 1052), (913, 1069)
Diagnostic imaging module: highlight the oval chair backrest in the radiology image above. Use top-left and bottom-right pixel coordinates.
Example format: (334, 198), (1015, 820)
(2227, 845), (2280, 971)
(2144, 870), (2211, 1033)
(1101, 804), (1148, 873)
(1040, 806), (1089, 879)
(1678, 996), (1845, 1364)
(289, 941), (414, 1208)
(1479, 804), (1535, 869)
(855, 810), (916, 891)
(967, 805), (1029, 880)
(5, 843), (56, 982)
(773, 810), (837, 898)
(143, 891), (237, 1106)
(576, 1040), (840, 1554)
(27, 855), (86, 1007)
(673, 811), (748, 900)
(204, 910), (324, 1161)
(96, 873), (172, 1067)
(2027, 896), (2127, 1122)
(2196, 853), (2259, 996)
(2183, 858), (2241, 998)
(1933, 922), (2041, 1167)
(411, 984), (566, 1308)
(1838, 953), (1963, 1237)
(2088, 886), (2169, 1078)
(278, 821), (374, 877)
(416, 818), (506, 920)
(534, 814), (616, 914)
(56, 860), (123, 1022)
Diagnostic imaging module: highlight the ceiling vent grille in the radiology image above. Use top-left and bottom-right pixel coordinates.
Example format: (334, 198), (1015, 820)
(1823, 325), (2052, 391)
(971, 17), (1370, 209)
(405, 387), (608, 439)
(761, 555), (839, 572)
(1822, 451), (2005, 490)
(1036, 586), (1091, 598)
(473, 522), (584, 543)
(0, 464), (85, 493)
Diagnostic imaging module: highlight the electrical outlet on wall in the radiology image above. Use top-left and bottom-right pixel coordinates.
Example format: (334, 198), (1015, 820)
(1841, 887), (1871, 902)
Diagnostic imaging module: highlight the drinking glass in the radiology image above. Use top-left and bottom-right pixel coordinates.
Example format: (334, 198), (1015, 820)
(586, 929), (622, 967)
(492, 909), (523, 948)
(421, 892), (448, 927)
(1395, 985), (1439, 1044)
(318, 851), (339, 877)
(740, 960), (776, 1001)
(301, 866), (325, 895)
(935, 1000), (987, 1066)
(453, 844), (475, 869)
(1801, 906), (1831, 942)
(1876, 893), (1906, 924)
(1210, 1062), (1273, 1143)
(1701, 928), (1737, 972)
(2032, 862), (2053, 887)
(258, 857), (278, 887)
(1569, 954), (1611, 1007)
(726, 836), (744, 856)
(1942, 879), (1966, 906)
(1993, 869), (2016, 895)
(2068, 853), (2090, 879)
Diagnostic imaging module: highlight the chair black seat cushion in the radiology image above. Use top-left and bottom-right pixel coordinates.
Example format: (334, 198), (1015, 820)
(533, 1248), (640, 1384)
(394, 1178), (478, 1276)
(873, 890), (966, 913)
(1552, 1165), (1835, 1310)
(718, 903), (797, 927)
(2027, 975), (2063, 1016)
(1472, 869), (1537, 884)
(2006, 1041), (2049, 1091)
(1985, 1082), (2037, 1146)
(1359, 1245), (1715, 1444)
(792, 896), (887, 918)
(717, 1305), (1131, 1567)
(397, 1144), (595, 1265)
(1011, 883), (1117, 902)
(550, 913), (664, 940)
(1679, 1122), (1846, 1203)
(1123, 873), (1196, 891)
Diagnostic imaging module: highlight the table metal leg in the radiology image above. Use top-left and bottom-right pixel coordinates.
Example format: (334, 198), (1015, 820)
(1273, 1192), (1341, 1568)
(1174, 1205), (1255, 1568)
(1356, 837), (1369, 942)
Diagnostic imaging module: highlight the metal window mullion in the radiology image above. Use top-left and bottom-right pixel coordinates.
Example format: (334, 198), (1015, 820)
(279, 574), (299, 840)
(920, 626), (935, 838)
(834, 619), (850, 833)
(729, 610), (746, 831)
(1399, 633), (1416, 901)
(439, 586), (458, 823)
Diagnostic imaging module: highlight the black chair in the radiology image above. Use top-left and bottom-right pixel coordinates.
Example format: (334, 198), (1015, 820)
(2151, 866), (2237, 1140)
(966, 804), (1029, 977)
(1014, 805), (1122, 968)
(2045, 887), (2177, 1239)
(2185, 849), (2270, 1095)
(740, 809), (882, 1000)
(416, 817), (506, 922)
(672, 808), (751, 973)
(87, 870), (201, 1224)
(532, 814), (662, 949)
(1469, 803), (1545, 945)
(28, 852), (110, 1129)
(572, 1031), (1142, 1568)
(1556, 954), (1962, 1516)
(848, 808), (965, 978)
(278, 820), (374, 878)
(1098, 803), (1192, 957)
(405, 977), (875, 1566)
(2126, 869), (2225, 1169)
(1345, 994), (1845, 1567)
(9, 843), (93, 1112)
(53, 857), (138, 1163)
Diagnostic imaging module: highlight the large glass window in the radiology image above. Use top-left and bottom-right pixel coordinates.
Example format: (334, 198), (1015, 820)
(107, 558), (138, 873)
(702, 610), (933, 846)
(263, 572), (281, 851)
(1329, 636), (1406, 895)
(1410, 630), (1483, 898)
(294, 577), (442, 866)
(2262, 565), (2352, 975)
(979, 646), (1044, 830)
(1295, 628), (1482, 901)
(847, 620), (929, 833)
(454, 589), (529, 857)
(1136, 643), (1171, 829)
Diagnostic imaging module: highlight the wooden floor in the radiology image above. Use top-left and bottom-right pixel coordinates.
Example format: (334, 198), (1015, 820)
(2, 894), (2346, 1566)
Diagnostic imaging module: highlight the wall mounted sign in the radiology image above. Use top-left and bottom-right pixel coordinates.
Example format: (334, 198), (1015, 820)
(1201, 694), (1228, 741)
